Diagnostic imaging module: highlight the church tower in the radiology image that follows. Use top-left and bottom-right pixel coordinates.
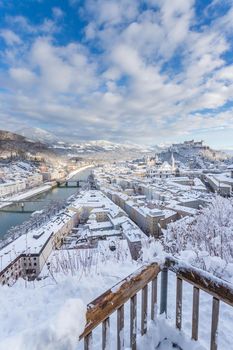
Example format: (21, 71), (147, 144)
(171, 153), (175, 171)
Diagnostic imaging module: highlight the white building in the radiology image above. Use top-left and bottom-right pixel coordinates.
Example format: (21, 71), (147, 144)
(0, 180), (27, 198)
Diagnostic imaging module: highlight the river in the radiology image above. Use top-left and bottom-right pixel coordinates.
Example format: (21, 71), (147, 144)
(0, 167), (93, 239)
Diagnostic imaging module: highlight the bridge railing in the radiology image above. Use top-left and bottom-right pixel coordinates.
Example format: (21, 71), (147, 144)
(79, 257), (233, 350)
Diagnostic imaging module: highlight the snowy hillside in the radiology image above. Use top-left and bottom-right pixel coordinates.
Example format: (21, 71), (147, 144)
(159, 141), (228, 169)
(0, 130), (60, 161)
(0, 243), (232, 350)
(10, 127), (160, 156)
(0, 130), (47, 154)
(76, 140), (153, 152)
(17, 127), (59, 144)
(50, 139), (155, 159)
(0, 242), (138, 350)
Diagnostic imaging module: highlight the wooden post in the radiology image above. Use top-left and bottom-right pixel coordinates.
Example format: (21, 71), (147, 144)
(141, 284), (148, 335)
(192, 286), (199, 340)
(84, 332), (92, 350)
(130, 294), (137, 350)
(117, 305), (124, 350)
(79, 263), (160, 340)
(151, 277), (157, 321)
(160, 268), (168, 316)
(176, 277), (183, 330)
(210, 297), (219, 350)
(102, 317), (110, 350)
(166, 257), (233, 307)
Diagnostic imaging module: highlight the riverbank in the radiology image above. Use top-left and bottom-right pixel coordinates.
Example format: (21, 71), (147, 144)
(0, 166), (93, 240)
(0, 165), (93, 210)
(66, 164), (93, 180)
(0, 184), (52, 210)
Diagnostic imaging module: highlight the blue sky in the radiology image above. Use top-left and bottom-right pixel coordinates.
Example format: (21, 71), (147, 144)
(0, 0), (233, 148)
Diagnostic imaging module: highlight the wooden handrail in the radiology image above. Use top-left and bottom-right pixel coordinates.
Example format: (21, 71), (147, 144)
(166, 257), (233, 307)
(79, 257), (233, 350)
(79, 262), (161, 340)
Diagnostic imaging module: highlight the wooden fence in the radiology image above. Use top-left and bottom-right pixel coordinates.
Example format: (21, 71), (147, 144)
(79, 257), (233, 350)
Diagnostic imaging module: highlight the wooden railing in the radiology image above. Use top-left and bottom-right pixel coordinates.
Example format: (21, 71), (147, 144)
(79, 257), (233, 350)
(165, 257), (233, 350)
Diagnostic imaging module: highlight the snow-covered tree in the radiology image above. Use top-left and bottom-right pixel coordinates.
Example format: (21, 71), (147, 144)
(164, 196), (233, 280)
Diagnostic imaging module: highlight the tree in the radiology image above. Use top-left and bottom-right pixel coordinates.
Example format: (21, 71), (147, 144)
(163, 196), (233, 280)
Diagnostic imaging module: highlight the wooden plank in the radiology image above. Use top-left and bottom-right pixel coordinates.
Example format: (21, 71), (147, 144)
(210, 297), (219, 350)
(130, 294), (137, 350)
(102, 317), (110, 350)
(80, 263), (160, 339)
(141, 285), (148, 335)
(117, 305), (124, 350)
(80, 257), (233, 347)
(192, 286), (199, 341)
(151, 277), (157, 321)
(84, 332), (92, 350)
(166, 257), (233, 307)
(176, 277), (182, 330)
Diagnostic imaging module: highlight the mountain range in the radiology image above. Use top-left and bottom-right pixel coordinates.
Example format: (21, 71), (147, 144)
(16, 127), (59, 144)
(2, 128), (230, 165)
(0, 129), (55, 159)
(16, 127), (158, 155)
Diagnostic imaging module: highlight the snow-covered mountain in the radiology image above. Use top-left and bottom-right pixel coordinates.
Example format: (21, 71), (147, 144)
(51, 139), (156, 156)
(0, 129), (58, 159)
(15, 130), (157, 154)
(17, 127), (59, 144)
(77, 140), (152, 152)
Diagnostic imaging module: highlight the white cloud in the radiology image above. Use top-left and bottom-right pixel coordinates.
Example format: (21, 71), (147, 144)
(215, 65), (233, 81)
(0, 0), (233, 145)
(9, 68), (36, 85)
(52, 7), (64, 19)
(0, 29), (21, 45)
(28, 38), (99, 95)
(85, 0), (139, 26)
(6, 15), (59, 35)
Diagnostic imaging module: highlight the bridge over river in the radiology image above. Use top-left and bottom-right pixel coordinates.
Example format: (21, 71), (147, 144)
(56, 179), (86, 188)
(0, 167), (93, 239)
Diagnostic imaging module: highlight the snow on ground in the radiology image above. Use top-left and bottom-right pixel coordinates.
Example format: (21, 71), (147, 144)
(0, 241), (139, 350)
(165, 271), (233, 350)
(138, 318), (205, 350)
(0, 240), (232, 350)
(0, 281), (86, 350)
